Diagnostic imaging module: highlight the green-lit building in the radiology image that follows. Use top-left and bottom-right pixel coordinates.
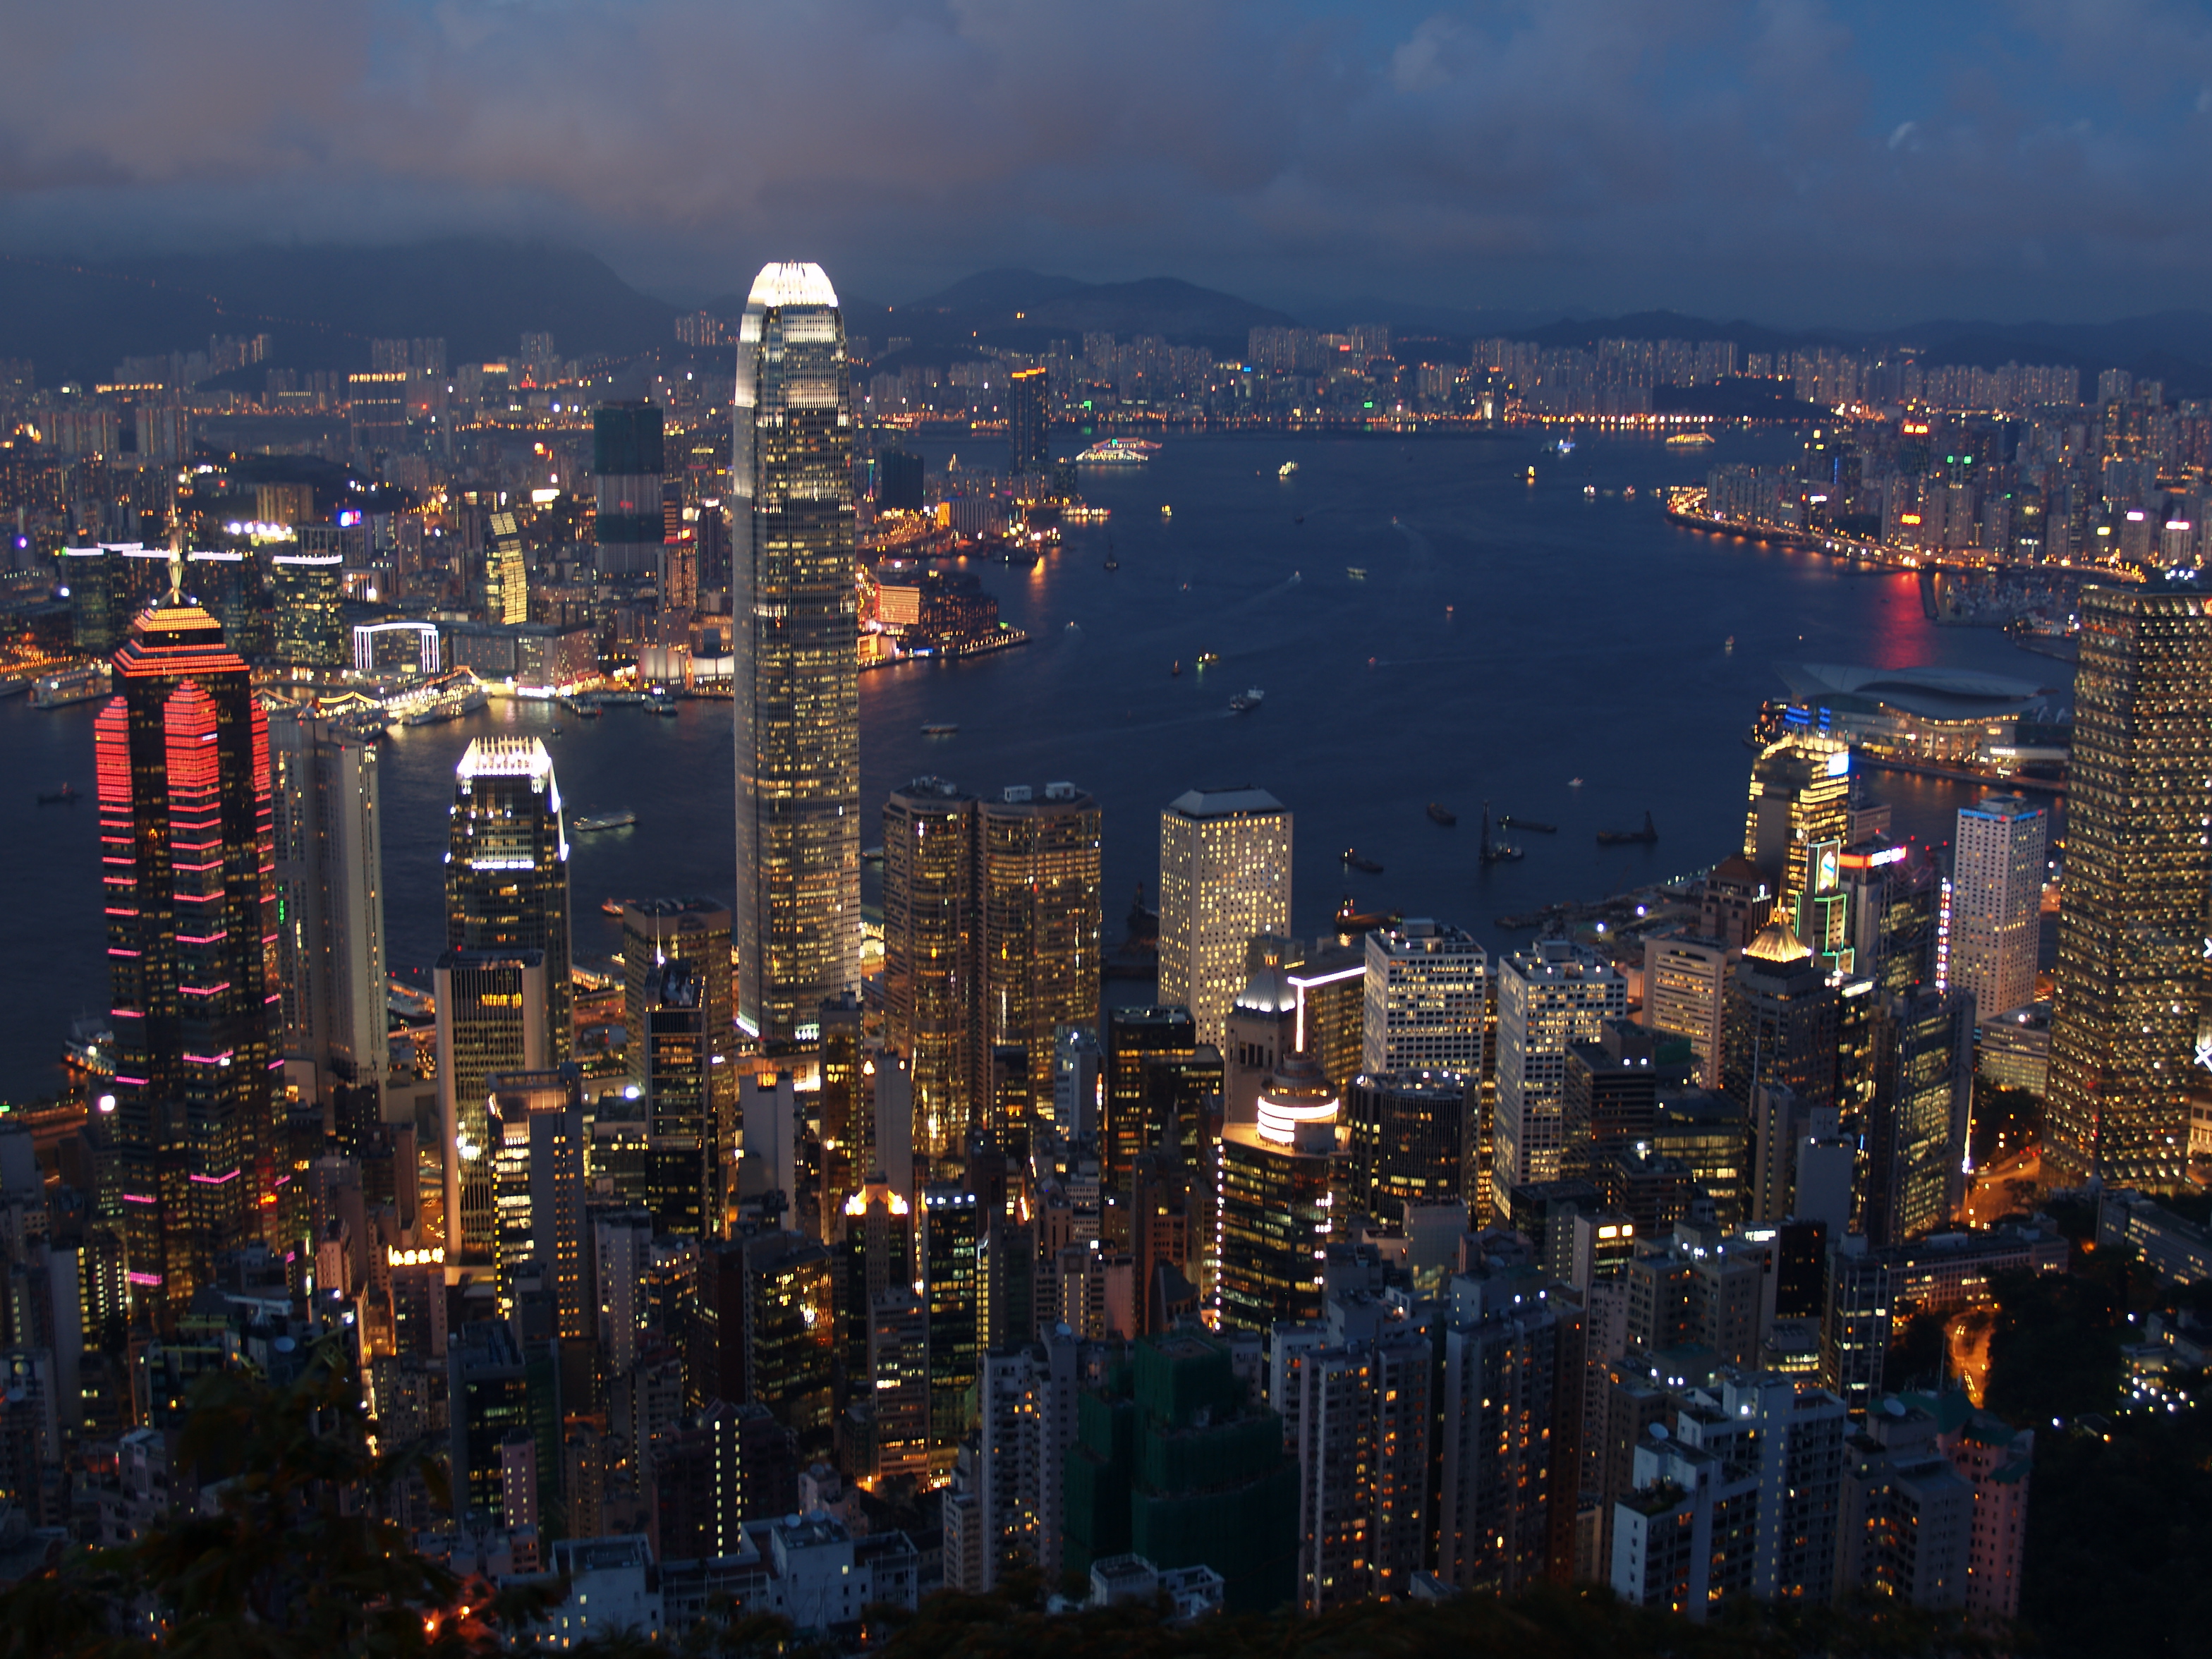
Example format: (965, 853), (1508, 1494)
(1062, 1332), (1298, 1614)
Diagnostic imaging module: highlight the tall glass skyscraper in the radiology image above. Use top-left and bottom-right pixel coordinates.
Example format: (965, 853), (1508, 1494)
(2046, 576), (2212, 1189)
(731, 262), (860, 1041)
(95, 603), (276, 1321)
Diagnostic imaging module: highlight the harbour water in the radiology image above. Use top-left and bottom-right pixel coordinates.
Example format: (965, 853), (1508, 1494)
(0, 429), (2061, 1100)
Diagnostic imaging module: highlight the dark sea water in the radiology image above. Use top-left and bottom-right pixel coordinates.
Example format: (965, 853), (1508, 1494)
(0, 429), (2060, 1101)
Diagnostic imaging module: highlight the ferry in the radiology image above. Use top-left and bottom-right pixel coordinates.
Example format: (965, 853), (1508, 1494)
(573, 810), (638, 834)
(1278, 461), (1299, 479)
(400, 679), (488, 727)
(1667, 431), (1717, 446)
(1228, 688), (1265, 713)
(1073, 439), (1159, 465)
(31, 662), (111, 710)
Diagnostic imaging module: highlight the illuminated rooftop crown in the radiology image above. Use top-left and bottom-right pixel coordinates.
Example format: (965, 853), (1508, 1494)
(747, 262), (839, 310)
(1745, 918), (1813, 965)
(456, 735), (555, 783)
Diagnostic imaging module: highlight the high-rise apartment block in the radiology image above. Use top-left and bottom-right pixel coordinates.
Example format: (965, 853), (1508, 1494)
(1493, 940), (1627, 1190)
(95, 604), (277, 1320)
(268, 707), (386, 1102)
(1361, 919), (1487, 1078)
(1947, 794), (2045, 1020)
(2047, 577), (2212, 1189)
(731, 262), (861, 1043)
(1157, 787), (1292, 1047)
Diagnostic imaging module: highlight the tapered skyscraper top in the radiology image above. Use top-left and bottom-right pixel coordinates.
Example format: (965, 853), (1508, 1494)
(731, 261), (860, 1040)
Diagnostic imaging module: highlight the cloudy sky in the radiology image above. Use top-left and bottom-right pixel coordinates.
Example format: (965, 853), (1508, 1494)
(7, 0), (2212, 324)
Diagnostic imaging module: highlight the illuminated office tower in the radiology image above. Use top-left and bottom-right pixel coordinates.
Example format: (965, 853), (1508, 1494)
(1342, 1071), (1468, 1220)
(1006, 366), (1050, 475)
(1744, 731), (1852, 961)
(730, 261), (860, 1043)
(482, 513), (528, 625)
(622, 899), (736, 1185)
(1947, 794), (2046, 1019)
(268, 551), (345, 671)
(1492, 940), (1626, 1191)
(434, 950), (548, 1258)
(267, 707), (385, 1102)
(1157, 787), (1292, 1047)
(643, 961), (712, 1239)
(883, 777), (977, 1163)
(1861, 989), (1973, 1247)
(1640, 932), (1730, 1087)
(978, 783), (1102, 1107)
(487, 1066), (588, 1338)
(818, 994), (865, 1232)
(445, 737), (571, 1061)
(1103, 1006), (1199, 1197)
(95, 604), (276, 1320)
(921, 1186), (982, 1474)
(592, 400), (667, 577)
(839, 1177), (913, 1387)
(61, 545), (121, 655)
(1361, 919), (1486, 1078)
(2047, 577), (2212, 1189)
(1215, 1050), (1340, 1333)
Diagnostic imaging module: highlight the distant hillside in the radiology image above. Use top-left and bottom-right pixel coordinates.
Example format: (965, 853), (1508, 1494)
(0, 241), (681, 384)
(704, 267), (1299, 358)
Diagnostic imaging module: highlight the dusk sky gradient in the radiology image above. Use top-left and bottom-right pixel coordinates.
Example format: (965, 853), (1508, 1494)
(8, 1), (2212, 324)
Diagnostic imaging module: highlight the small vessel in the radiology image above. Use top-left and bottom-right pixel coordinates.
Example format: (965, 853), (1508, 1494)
(1724, 634), (1735, 653)
(1596, 809), (1660, 847)
(1335, 897), (1402, 934)
(1170, 660), (1181, 677)
(922, 722), (959, 737)
(1567, 777), (1584, 789)
(1294, 513), (1306, 525)
(861, 845), (886, 863)
(1479, 803), (1524, 866)
(1584, 485), (1596, 497)
(1426, 802), (1457, 826)
(1279, 461), (1299, 478)
(31, 662), (111, 710)
(1196, 652), (1221, 668)
(37, 782), (78, 805)
(1555, 437), (1576, 455)
(601, 898), (627, 918)
(1347, 566), (1367, 581)
(573, 810), (638, 834)
(1104, 538), (1119, 571)
(1624, 486), (1637, 499)
(648, 700), (679, 717)
(1342, 848), (1383, 875)
(1161, 505), (1172, 518)
(1228, 688), (1265, 713)
(1499, 815), (1557, 834)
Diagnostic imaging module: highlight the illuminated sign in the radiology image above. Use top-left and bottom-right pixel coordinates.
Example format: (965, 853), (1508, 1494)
(1824, 750), (1851, 778)
(1813, 841), (1842, 896)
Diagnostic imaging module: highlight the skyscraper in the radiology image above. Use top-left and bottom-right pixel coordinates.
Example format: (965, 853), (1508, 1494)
(1744, 731), (1852, 961)
(642, 960), (712, 1239)
(1947, 794), (2046, 1021)
(1361, 918), (1487, 1078)
(731, 262), (861, 1043)
(1861, 988), (1973, 1247)
(268, 707), (386, 1103)
(1215, 1050), (1340, 1332)
(268, 551), (345, 671)
(1157, 787), (1292, 1047)
(978, 782), (1102, 1107)
(434, 950), (548, 1258)
(592, 400), (667, 578)
(883, 777), (976, 1163)
(621, 899), (735, 1193)
(486, 1065), (588, 1338)
(95, 604), (276, 1320)
(445, 736), (571, 1062)
(1006, 366), (1050, 476)
(2048, 578), (2212, 1188)
(1493, 940), (1627, 1191)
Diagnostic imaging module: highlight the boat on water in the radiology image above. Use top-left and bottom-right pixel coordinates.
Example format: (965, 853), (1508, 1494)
(1479, 803), (1524, 865)
(648, 700), (679, 717)
(30, 662), (111, 710)
(1073, 439), (1158, 465)
(1170, 661), (1181, 677)
(1426, 802), (1457, 826)
(1499, 815), (1557, 834)
(37, 782), (78, 805)
(1160, 504), (1172, 518)
(1724, 634), (1735, 653)
(573, 810), (638, 834)
(1667, 431), (1717, 446)
(922, 722), (959, 737)
(401, 681), (489, 727)
(1334, 897), (1402, 934)
(1279, 461), (1299, 478)
(1104, 539), (1119, 571)
(1342, 848), (1383, 874)
(1228, 688), (1265, 713)
(861, 845), (885, 863)
(1584, 485), (1597, 497)
(1596, 809), (1660, 846)
(1294, 512), (1306, 525)
(1567, 777), (1585, 789)
(1556, 437), (1576, 456)
(1347, 566), (1367, 581)
(1196, 652), (1221, 668)
(600, 897), (628, 918)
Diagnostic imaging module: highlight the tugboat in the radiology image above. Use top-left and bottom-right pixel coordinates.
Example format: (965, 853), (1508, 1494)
(1342, 848), (1383, 875)
(1426, 802), (1457, 826)
(1479, 803), (1524, 866)
(36, 782), (77, 806)
(1500, 814), (1557, 834)
(1228, 688), (1265, 713)
(1596, 809), (1660, 846)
